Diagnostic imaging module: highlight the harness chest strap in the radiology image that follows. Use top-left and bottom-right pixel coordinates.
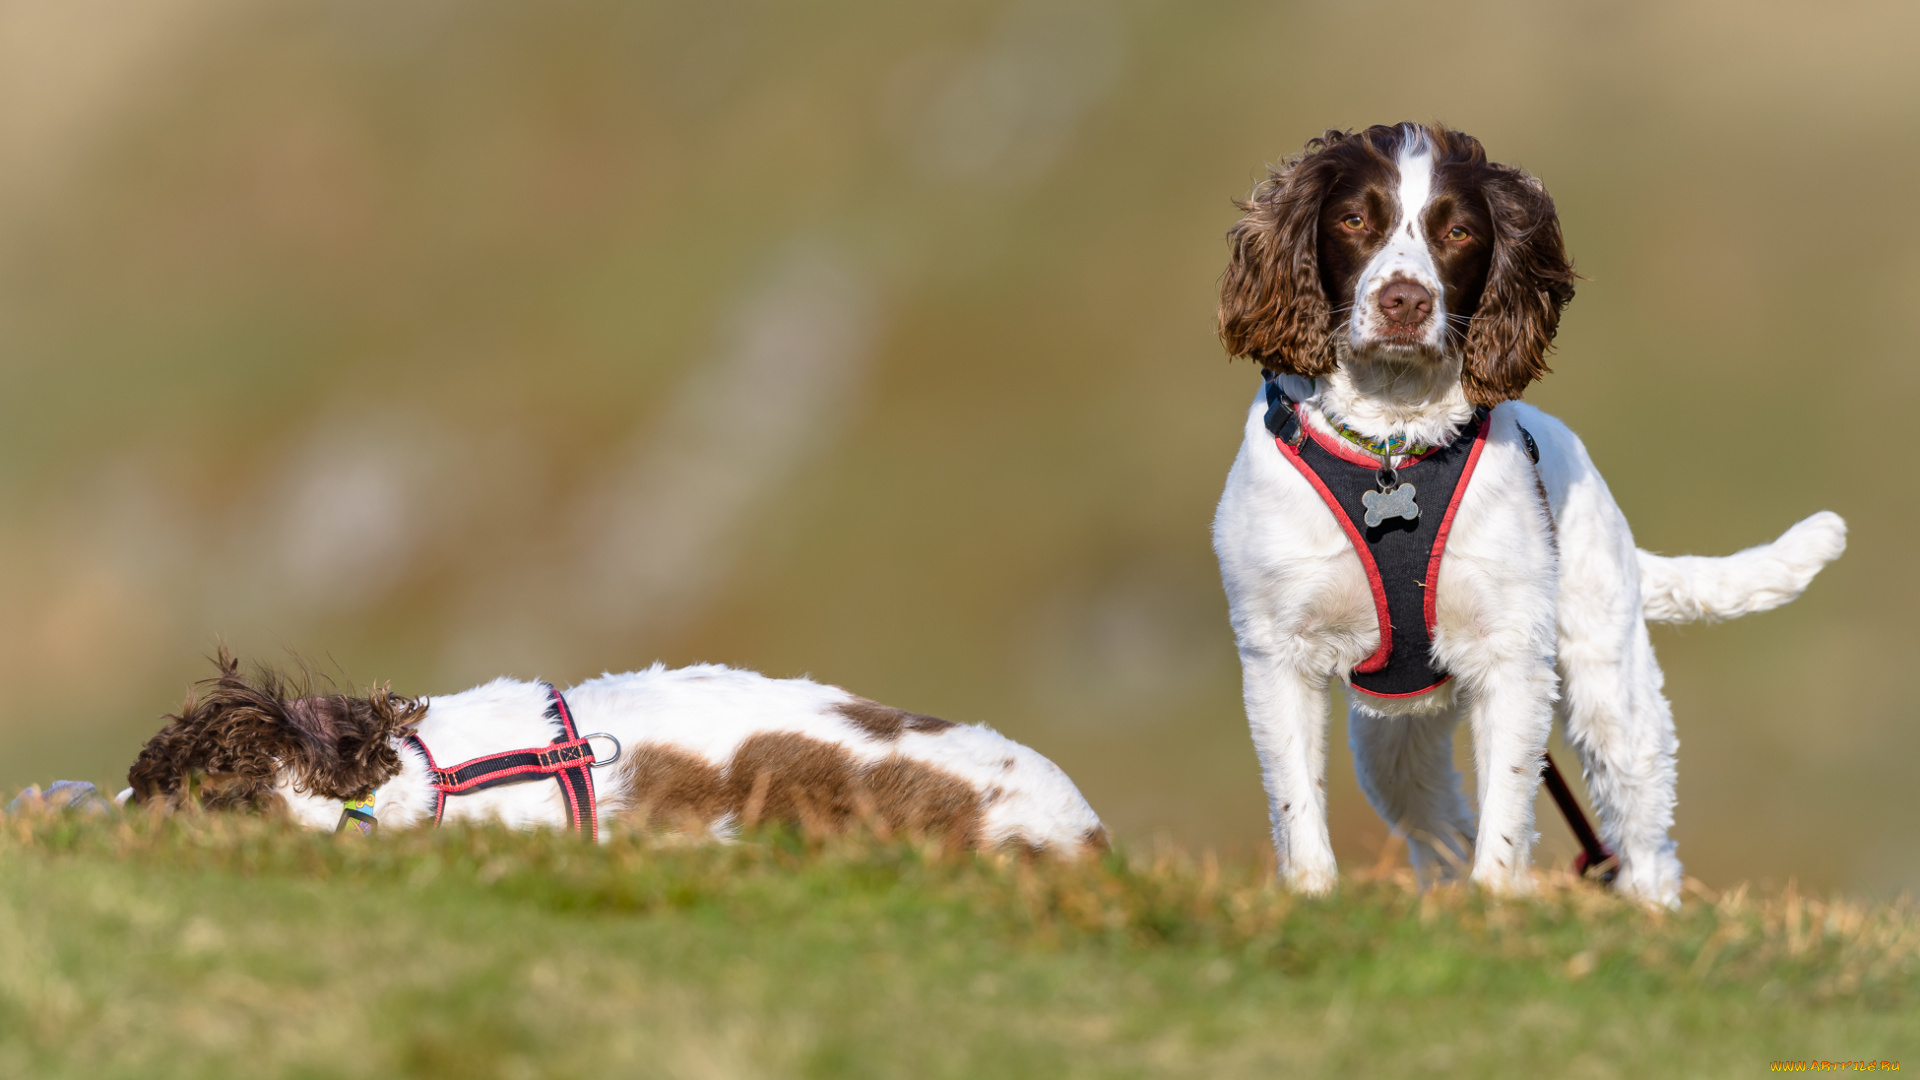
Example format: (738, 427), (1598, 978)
(351, 685), (610, 840)
(1264, 377), (1489, 698)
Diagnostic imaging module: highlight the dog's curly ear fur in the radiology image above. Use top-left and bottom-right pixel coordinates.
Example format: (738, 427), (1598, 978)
(1218, 131), (1349, 377)
(126, 648), (422, 812)
(1461, 171), (1577, 405)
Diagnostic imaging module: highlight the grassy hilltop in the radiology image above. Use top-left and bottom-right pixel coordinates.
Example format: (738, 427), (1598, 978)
(2, 813), (1913, 1078)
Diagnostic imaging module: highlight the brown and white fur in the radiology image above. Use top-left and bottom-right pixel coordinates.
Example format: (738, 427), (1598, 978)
(126, 651), (1108, 854)
(1213, 124), (1845, 905)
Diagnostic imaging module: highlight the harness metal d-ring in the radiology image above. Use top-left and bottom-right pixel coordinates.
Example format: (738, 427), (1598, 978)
(1375, 456), (1399, 492)
(583, 732), (622, 768)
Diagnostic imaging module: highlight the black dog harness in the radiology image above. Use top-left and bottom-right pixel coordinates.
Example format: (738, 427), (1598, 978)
(399, 685), (617, 840)
(1264, 377), (1490, 699)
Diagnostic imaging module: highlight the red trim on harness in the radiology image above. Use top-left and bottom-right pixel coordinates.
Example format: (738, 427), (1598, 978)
(404, 732), (447, 825)
(1275, 437), (1394, 674)
(1422, 417), (1491, 634)
(543, 686), (598, 842)
(426, 739), (595, 794)
(1300, 415), (1447, 469)
(1350, 674), (1453, 700)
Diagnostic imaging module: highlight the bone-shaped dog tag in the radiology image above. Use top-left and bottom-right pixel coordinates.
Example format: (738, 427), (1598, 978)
(1361, 483), (1420, 528)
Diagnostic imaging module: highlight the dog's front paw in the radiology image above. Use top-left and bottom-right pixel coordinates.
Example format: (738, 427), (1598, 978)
(1283, 860), (1339, 896)
(1469, 861), (1537, 898)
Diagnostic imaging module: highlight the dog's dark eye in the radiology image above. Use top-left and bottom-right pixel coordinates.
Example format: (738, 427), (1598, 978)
(1341, 214), (1366, 231)
(1446, 225), (1471, 242)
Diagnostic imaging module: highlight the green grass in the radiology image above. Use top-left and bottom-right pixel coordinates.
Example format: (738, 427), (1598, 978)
(1, 813), (1913, 1079)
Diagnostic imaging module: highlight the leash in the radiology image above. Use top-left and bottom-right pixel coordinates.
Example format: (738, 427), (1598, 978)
(1541, 752), (1617, 883)
(341, 684), (621, 839)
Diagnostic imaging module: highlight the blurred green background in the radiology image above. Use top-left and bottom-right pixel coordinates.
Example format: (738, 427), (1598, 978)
(0, 0), (1909, 892)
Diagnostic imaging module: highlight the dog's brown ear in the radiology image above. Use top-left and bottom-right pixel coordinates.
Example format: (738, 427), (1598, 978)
(126, 649), (420, 812)
(283, 688), (419, 801)
(127, 648), (285, 811)
(1461, 171), (1576, 405)
(1218, 133), (1348, 377)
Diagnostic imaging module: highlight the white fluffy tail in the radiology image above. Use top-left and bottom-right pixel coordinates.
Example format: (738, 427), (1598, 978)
(1636, 511), (1847, 624)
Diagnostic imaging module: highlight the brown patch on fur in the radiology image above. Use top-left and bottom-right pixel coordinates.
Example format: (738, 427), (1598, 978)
(727, 732), (865, 832)
(126, 649), (422, 812)
(862, 755), (983, 848)
(998, 837), (1047, 861)
(833, 697), (957, 740)
(615, 730), (985, 848)
(1079, 825), (1112, 853)
(614, 744), (731, 830)
(1533, 471), (1559, 548)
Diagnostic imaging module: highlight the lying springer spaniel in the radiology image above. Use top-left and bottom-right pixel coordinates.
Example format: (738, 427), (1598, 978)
(1213, 123), (1845, 905)
(125, 651), (1108, 855)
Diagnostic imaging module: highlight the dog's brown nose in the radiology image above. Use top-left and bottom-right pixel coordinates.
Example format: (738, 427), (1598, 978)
(1378, 280), (1433, 325)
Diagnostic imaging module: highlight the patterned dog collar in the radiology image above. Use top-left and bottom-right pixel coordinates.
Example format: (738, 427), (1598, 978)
(337, 791), (377, 835)
(1321, 410), (1435, 459)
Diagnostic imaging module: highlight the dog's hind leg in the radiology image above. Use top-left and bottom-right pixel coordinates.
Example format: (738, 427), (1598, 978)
(1348, 699), (1476, 885)
(1553, 607), (1681, 907)
(1514, 404), (1684, 907)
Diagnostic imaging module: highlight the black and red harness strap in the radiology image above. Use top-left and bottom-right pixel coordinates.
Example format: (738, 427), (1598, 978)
(404, 685), (607, 841)
(1263, 377), (1488, 698)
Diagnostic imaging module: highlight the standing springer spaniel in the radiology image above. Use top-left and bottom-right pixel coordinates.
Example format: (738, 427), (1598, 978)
(1212, 123), (1845, 905)
(125, 651), (1107, 855)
